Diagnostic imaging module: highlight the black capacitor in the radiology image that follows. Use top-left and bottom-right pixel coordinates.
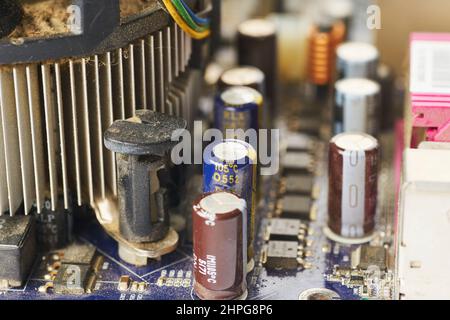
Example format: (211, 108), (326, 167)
(238, 19), (278, 117)
(377, 64), (396, 131)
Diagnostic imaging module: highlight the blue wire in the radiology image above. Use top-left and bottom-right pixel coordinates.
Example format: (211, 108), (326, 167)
(178, 0), (210, 26)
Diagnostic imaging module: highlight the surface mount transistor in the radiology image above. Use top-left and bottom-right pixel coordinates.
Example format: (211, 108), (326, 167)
(265, 241), (300, 270)
(60, 243), (97, 265)
(351, 246), (387, 271)
(53, 264), (95, 295)
(280, 195), (312, 220)
(282, 152), (313, 174)
(295, 118), (321, 136)
(0, 215), (36, 289)
(53, 243), (101, 295)
(286, 133), (316, 152)
(285, 174), (314, 195)
(267, 218), (303, 241)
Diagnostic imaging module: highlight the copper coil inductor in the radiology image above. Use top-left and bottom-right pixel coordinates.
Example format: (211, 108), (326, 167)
(308, 21), (346, 87)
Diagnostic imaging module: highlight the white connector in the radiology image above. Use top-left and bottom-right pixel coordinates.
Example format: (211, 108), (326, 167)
(397, 146), (450, 300)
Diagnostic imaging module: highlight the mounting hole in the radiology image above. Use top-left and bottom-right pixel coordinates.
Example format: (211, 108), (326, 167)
(299, 288), (341, 300)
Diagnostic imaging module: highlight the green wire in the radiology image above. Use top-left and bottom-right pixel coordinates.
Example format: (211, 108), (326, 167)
(171, 0), (209, 33)
(171, 0), (206, 31)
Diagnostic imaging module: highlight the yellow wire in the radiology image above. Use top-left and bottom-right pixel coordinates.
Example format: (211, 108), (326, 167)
(162, 0), (211, 40)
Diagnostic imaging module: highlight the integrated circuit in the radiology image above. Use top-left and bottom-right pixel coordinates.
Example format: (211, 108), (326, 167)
(266, 218), (307, 242)
(286, 133), (316, 152)
(278, 195), (312, 220)
(0, 215), (36, 289)
(264, 241), (300, 270)
(282, 152), (314, 174)
(352, 246), (387, 271)
(284, 174), (314, 195)
(46, 243), (102, 295)
(54, 264), (95, 295)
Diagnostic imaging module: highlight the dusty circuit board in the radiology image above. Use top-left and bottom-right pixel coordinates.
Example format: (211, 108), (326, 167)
(0, 86), (397, 301)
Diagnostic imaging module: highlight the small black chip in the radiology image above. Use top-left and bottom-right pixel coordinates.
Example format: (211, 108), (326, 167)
(280, 195), (312, 220)
(285, 175), (314, 195)
(35, 200), (73, 251)
(0, 215), (36, 288)
(265, 241), (299, 270)
(268, 218), (301, 241)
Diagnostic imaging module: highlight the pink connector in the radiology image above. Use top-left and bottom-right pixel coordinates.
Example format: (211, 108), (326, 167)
(412, 102), (450, 142)
(410, 33), (450, 142)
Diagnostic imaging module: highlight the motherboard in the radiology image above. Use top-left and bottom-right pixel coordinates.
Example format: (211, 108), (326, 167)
(0, 0), (449, 302)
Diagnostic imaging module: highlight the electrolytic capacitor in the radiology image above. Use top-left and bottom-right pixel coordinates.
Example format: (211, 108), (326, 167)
(328, 133), (379, 240)
(219, 66), (266, 94)
(214, 86), (263, 135)
(237, 19), (277, 116)
(333, 78), (381, 136)
(203, 139), (257, 273)
(336, 42), (379, 80)
(377, 64), (396, 131)
(193, 191), (247, 300)
(218, 68), (268, 129)
(320, 0), (354, 37)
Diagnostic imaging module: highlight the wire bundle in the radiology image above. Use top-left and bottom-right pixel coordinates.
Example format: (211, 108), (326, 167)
(162, 0), (211, 40)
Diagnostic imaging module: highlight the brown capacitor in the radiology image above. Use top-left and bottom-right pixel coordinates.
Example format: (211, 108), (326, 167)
(328, 133), (379, 239)
(308, 21), (346, 86)
(237, 19), (277, 115)
(193, 191), (247, 300)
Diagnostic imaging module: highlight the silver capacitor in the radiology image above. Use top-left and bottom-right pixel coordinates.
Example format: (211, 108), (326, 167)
(333, 78), (381, 136)
(336, 42), (379, 80)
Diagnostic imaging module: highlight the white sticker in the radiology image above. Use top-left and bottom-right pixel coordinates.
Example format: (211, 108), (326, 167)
(341, 149), (366, 238)
(410, 40), (450, 94)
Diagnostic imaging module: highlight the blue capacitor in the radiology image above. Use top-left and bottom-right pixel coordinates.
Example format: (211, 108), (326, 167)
(214, 86), (263, 135)
(203, 139), (257, 273)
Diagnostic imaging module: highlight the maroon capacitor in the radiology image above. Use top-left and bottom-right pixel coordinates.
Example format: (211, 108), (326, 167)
(193, 191), (247, 300)
(328, 133), (379, 239)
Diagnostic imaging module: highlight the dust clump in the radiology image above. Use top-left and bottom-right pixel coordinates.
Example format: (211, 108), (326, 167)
(10, 0), (71, 38)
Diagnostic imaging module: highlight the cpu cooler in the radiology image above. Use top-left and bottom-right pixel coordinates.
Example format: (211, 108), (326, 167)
(0, 0), (204, 217)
